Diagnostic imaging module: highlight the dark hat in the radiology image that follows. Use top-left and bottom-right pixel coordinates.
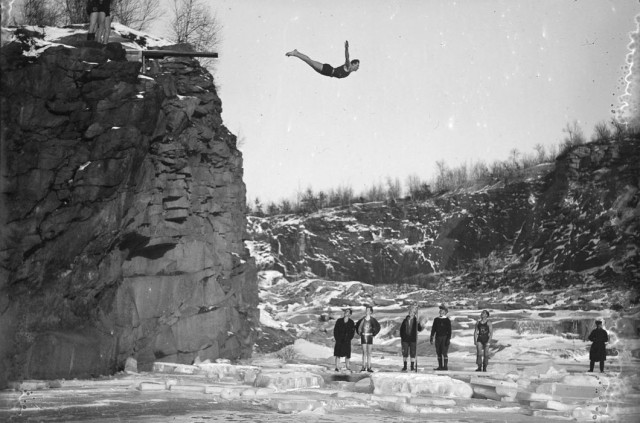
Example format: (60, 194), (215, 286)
(342, 307), (353, 314)
(439, 304), (449, 313)
(595, 320), (603, 325)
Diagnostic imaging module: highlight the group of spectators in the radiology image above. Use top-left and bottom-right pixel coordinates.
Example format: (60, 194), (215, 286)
(332, 305), (609, 374)
(332, 305), (492, 373)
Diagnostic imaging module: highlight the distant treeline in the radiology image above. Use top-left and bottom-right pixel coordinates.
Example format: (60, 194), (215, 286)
(248, 120), (637, 217)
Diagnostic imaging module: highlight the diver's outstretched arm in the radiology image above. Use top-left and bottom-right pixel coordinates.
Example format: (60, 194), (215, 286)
(344, 40), (350, 67)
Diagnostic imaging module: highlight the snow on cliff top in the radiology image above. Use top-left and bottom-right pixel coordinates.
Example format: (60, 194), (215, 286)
(1, 23), (174, 56)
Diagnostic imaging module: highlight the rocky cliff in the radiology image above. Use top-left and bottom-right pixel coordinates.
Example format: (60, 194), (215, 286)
(0, 29), (258, 385)
(248, 137), (639, 295)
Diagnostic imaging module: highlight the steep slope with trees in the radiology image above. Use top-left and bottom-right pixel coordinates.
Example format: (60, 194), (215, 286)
(248, 135), (639, 299)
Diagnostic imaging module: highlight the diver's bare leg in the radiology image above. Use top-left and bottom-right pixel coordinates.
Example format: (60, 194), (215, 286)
(286, 49), (324, 73)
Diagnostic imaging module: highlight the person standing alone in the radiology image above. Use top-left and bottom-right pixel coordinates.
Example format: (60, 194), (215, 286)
(588, 320), (609, 373)
(430, 304), (452, 371)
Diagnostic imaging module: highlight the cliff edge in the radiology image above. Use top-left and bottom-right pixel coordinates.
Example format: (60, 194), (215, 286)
(0, 27), (258, 385)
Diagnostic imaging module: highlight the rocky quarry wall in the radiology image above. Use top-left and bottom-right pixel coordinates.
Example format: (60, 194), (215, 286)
(249, 137), (639, 291)
(0, 39), (258, 386)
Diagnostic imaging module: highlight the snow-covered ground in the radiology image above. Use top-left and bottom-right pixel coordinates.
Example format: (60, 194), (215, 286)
(1, 23), (174, 55)
(257, 271), (639, 370)
(2, 271), (637, 421)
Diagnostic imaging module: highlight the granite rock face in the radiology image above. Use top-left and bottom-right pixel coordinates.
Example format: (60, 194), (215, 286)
(514, 140), (640, 283)
(248, 138), (639, 290)
(0, 41), (258, 385)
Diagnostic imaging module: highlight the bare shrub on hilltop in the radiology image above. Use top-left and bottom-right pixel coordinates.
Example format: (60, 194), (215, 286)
(63, 0), (86, 24)
(170, 0), (221, 51)
(559, 120), (586, 155)
(279, 199), (292, 214)
(19, 0), (65, 26)
(470, 161), (490, 181)
(251, 120), (636, 217)
(365, 182), (386, 202)
(592, 121), (612, 142)
(112, 0), (164, 31)
(386, 176), (402, 201)
(406, 174), (431, 201)
(330, 185), (354, 208)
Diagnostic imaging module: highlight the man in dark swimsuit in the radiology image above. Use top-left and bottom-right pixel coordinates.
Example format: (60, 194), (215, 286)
(286, 41), (360, 79)
(474, 310), (492, 372)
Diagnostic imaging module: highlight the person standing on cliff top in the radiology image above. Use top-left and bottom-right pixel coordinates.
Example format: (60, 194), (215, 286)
(430, 304), (452, 371)
(286, 41), (360, 79)
(588, 320), (609, 373)
(474, 310), (493, 372)
(400, 304), (426, 372)
(355, 305), (380, 372)
(333, 308), (356, 372)
(98, 10), (112, 44)
(86, 0), (111, 42)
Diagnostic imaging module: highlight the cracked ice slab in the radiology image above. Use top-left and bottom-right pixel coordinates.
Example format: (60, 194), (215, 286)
(254, 370), (325, 391)
(370, 373), (474, 398)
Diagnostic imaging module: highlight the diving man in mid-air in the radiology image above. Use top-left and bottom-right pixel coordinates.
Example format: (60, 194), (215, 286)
(286, 41), (360, 79)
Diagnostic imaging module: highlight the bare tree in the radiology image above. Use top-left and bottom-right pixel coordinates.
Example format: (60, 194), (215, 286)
(591, 121), (612, 142)
(112, 0), (164, 31)
(19, 0), (64, 26)
(434, 160), (448, 192)
(64, 0), (86, 24)
(509, 148), (520, 169)
(169, 0), (221, 51)
(386, 176), (402, 201)
(533, 143), (546, 162)
(561, 121), (585, 147)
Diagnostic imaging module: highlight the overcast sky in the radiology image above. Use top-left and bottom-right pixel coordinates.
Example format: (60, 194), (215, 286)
(152, 0), (639, 204)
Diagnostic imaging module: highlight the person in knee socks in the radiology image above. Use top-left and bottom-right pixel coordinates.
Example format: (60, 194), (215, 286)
(430, 304), (452, 370)
(400, 305), (426, 371)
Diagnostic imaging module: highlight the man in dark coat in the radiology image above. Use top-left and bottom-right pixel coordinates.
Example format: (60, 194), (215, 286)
(588, 320), (609, 373)
(333, 308), (356, 371)
(430, 304), (452, 370)
(400, 304), (426, 372)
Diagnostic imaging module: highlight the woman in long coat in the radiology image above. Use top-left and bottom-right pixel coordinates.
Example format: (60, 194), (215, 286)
(333, 308), (356, 371)
(588, 320), (609, 373)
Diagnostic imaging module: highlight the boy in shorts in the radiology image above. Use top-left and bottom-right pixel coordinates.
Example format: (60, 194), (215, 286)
(355, 305), (380, 372)
(400, 304), (426, 371)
